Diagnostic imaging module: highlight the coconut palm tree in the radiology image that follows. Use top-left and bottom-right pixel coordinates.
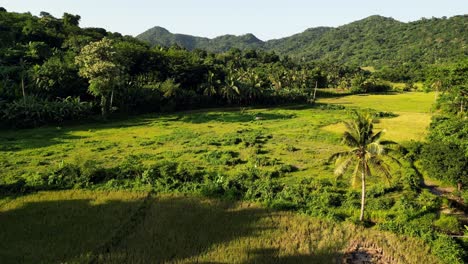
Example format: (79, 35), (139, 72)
(221, 71), (240, 104)
(329, 111), (399, 221)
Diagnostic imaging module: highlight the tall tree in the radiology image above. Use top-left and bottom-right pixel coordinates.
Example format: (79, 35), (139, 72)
(330, 111), (399, 221)
(75, 37), (121, 118)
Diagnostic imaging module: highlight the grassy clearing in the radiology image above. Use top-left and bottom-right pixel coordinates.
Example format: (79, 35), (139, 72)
(0, 106), (345, 184)
(319, 92), (435, 142)
(0, 92), (447, 262)
(318, 92), (435, 113)
(0, 191), (441, 264)
(0, 92), (435, 185)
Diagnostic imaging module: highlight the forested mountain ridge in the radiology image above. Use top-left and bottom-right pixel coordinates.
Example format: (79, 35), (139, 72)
(137, 26), (264, 52)
(137, 15), (468, 67)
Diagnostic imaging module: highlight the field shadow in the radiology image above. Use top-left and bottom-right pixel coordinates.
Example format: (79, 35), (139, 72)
(96, 196), (272, 263)
(0, 116), (157, 152)
(0, 197), (145, 264)
(0, 133), (88, 152)
(0, 194), (346, 264)
(245, 248), (342, 264)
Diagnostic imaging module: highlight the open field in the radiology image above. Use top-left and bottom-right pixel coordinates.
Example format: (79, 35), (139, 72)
(0, 190), (441, 264)
(0, 92), (435, 184)
(319, 92), (435, 142)
(0, 92), (451, 263)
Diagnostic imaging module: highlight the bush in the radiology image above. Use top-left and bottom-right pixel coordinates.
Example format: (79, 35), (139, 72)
(205, 150), (242, 166)
(434, 215), (460, 234)
(142, 161), (205, 192)
(47, 163), (87, 189)
(0, 96), (93, 128)
(421, 141), (468, 186)
(430, 235), (464, 264)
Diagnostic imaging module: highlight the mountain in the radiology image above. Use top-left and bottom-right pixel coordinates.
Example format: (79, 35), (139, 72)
(137, 27), (263, 52)
(137, 15), (468, 67)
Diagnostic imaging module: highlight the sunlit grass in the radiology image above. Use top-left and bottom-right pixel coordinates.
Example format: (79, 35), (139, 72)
(0, 92), (435, 184)
(318, 92), (435, 113)
(319, 92), (434, 142)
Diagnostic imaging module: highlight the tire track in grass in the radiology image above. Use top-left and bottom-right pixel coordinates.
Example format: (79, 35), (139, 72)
(88, 191), (153, 264)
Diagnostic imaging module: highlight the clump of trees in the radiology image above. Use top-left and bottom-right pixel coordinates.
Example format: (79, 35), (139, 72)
(420, 59), (467, 190)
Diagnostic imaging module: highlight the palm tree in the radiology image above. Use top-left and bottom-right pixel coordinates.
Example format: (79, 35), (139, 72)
(201, 71), (219, 97)
(221, 71), (240, 104)
(329, 111), (399, 221)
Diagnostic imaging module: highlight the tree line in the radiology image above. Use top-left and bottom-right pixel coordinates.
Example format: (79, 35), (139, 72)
(0, 9), (394, 126)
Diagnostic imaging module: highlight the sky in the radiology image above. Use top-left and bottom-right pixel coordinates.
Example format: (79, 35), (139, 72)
(2, 0), (467, 40)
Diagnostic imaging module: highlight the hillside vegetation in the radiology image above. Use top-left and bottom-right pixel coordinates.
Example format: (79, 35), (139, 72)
(137, 15), (468, 67)
(0, 7), (466, 264)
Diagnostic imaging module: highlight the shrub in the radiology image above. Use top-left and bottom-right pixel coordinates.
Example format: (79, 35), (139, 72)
(0, 96), (93, 128)
(416, 190), (442, 212)
(47, 163), (86, 189)
(205, 150), (242, 166)
(434, 215), (460, 234)
(421, 141), (468, 186)
(430, 235), (464, 264)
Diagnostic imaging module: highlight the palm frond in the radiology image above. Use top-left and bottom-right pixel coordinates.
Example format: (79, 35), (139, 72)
(369, 157), (392, 180)
(342, 131), (360, 147)
(380, 140), (398, 146)
(384, 154), (402, 166)
(351, 162), (362, 188)
(334, 156), (354, 177)
(367, 142), (385, 155)
(328, 151), (351, 163)
(370, 130), (385, 143)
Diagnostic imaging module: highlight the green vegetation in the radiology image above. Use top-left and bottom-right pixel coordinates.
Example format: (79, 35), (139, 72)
(420, 59), (468, 188)
(1, 92), (466, 263)
(138, 15), (467, 74)
(0, 7), (466, 264)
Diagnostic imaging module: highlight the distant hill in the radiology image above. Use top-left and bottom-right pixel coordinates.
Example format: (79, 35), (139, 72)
(137, 15), (467, 67)
(137, 26), (263, 52)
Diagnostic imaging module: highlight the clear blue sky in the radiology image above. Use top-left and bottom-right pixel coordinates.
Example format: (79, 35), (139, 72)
(2, 0), (467, 40)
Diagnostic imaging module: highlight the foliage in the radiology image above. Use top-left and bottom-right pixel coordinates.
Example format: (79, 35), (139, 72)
(420, 141), (468, 186)
(137, 15), (467, 72)
(75, 37), (121, 117)
(0, 96), (92, 128)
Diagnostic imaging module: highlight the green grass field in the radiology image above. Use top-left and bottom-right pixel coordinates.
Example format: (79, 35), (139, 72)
(0, 92), (442, 263)
(320, 92), (435, 142)
(0, 92), (435, 184)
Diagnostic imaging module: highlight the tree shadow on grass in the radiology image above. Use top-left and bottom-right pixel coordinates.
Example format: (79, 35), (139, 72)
(0, 116), (157, 152)
(95, 196), (272, 263)
(0, 193), (347, 264)
(0, 196), (146, 264)
(245, 248), (343, 264)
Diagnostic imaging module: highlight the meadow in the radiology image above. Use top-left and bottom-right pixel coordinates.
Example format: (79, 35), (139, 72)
(0, 92), (434, 184)
(1, 92), (454, 263)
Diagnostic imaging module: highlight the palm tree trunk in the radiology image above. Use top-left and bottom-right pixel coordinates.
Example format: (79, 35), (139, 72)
(21, 75), (26, 102)
(360, 160), (366, 221)
(101, 95), (108, 119)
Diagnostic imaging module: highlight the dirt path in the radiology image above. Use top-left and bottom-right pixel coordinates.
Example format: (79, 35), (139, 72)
(423, 178), (456, 197)
(422, 178), (468, 226)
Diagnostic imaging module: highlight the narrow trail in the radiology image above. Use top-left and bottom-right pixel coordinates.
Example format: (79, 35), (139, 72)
(422, 178), (468, 226)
